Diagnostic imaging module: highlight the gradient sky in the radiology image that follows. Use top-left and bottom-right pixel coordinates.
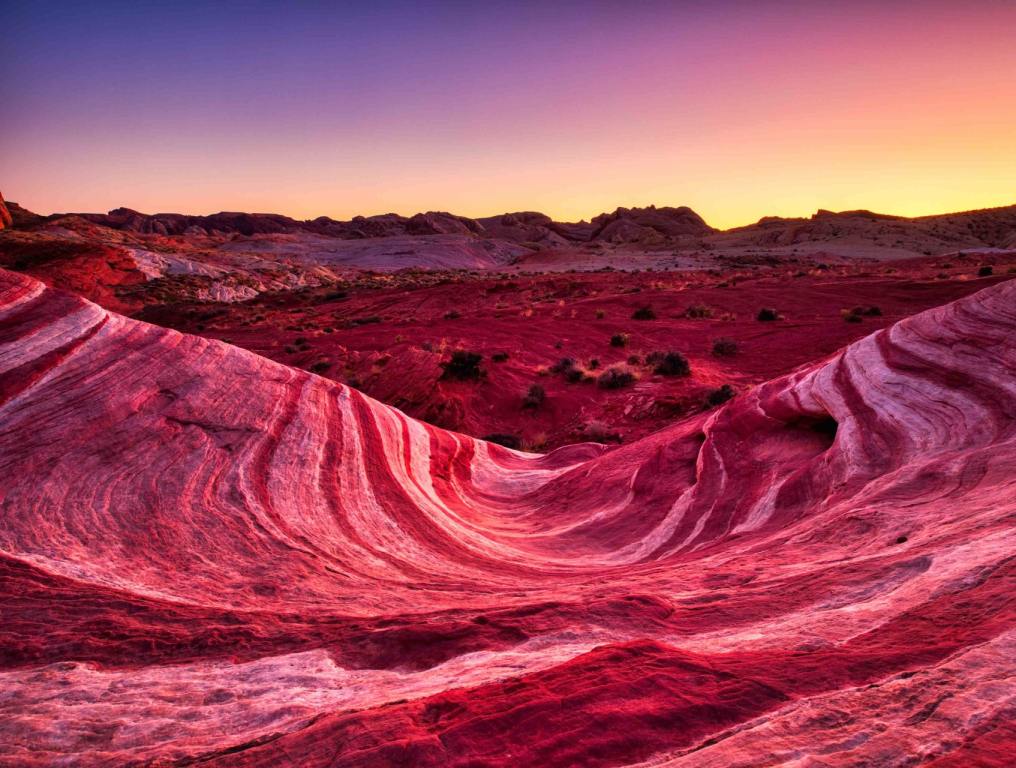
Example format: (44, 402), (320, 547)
(3, 0), (1015, 228)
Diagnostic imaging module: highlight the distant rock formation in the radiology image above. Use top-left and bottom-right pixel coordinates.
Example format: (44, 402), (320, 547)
(590, 205), (716, 244)
(0, 191), (12, 230)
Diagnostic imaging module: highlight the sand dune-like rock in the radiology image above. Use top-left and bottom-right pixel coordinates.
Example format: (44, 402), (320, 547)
(0, 268), (1014, 766)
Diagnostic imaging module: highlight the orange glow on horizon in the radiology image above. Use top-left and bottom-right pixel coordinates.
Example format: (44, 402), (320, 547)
(4, 2), (1015, 230)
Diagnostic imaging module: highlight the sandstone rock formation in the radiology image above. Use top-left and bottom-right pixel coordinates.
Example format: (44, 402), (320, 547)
(590, 205), (716, 243)
(0, 191), (12, 230)
(1, 267), (1013, 766)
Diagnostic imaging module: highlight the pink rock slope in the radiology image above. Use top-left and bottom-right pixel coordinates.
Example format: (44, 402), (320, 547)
(0, 267), (1013, 766)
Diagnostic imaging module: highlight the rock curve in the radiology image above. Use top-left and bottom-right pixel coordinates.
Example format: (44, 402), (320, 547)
(0, 268), (1014, 766)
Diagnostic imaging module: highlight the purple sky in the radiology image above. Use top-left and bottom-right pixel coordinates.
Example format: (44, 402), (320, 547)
(4, 1), (1015, 227)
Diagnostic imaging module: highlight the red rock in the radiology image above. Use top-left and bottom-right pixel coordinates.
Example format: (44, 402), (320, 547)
(0, 191), (12, 230)
(0, 266), (1013, 766)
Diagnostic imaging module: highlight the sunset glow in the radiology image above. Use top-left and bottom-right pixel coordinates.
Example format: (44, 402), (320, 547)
(4, 0), (1015, 227)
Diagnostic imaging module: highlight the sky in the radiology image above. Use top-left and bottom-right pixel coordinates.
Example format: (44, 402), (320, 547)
(3, 0), (1015, 229)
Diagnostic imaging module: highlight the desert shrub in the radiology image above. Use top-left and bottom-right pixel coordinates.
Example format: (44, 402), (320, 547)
(443, 310), (461, 319)
(595, 309), (606, 319)
(551, 357), (576, 373)
(323, 290), (348, 301)
(712, 338), (738, 357)
(849, 306), (881, 317)
(631, 306), (656, 320)
(684, 304), (713, 318)
(294, 337), (309, 345)
(582, 420), (621, 443)
(756, 308), (779, 321)
(651, 351), (691, 377)
(522, 384), (545, 409)
(705, 384), (735, 407)
(309, 360), (332, 374)
(588, 358), (600, 370)
(843, 305), (881, 322)
(627, 354), (642, 365)
(598, 364), (637, 389)
(349, 316), (382, 327)
(483, 433), (521, 449)
(284, 345), (298, 354)
(441, 350), (484, 380)
(551, 357), (585, 382)
(610, 333), (629, 348)
(978, 265), (993, 277)
(492, 351), (510, 362)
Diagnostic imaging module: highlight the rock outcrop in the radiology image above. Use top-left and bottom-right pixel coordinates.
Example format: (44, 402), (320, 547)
(1, 267), (1014, 766)
(0, 191), (12, 230)
(590, 205), (716, 243)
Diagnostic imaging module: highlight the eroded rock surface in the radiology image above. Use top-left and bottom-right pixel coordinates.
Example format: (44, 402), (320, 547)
(0, 268), (1013, 766)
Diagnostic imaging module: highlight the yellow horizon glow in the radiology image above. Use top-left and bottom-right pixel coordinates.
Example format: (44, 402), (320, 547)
(5, 2), (1015, 231)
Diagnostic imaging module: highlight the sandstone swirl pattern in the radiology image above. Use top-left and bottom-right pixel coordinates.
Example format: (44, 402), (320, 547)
(0, 267), (1013, 767)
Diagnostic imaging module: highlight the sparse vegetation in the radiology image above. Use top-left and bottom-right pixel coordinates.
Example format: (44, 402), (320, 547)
(582, 420), (621, 443)
(522, 384), (545, 409)
(491, 351), (510, 362)
(842, 305), (882, 322)
(650, 351), (691, 377)
(631, 306), (656, 320)
(684, 304), (713, 318)
(610, 333), (629, 348)
(756, 308), (779, 321)
(309, 360), (332, 374)
(598, 364), (637, 389)
(551, 357), (586, 383)
(979, 265), (993, 277)
(440, 350), (484, 380)
(712, 338), (738, 357)
(483, 433), (521, 449)
(348, 316), (382, 327)
(705, 384), (735, 407)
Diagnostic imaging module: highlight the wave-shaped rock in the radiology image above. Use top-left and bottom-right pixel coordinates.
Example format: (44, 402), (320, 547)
(0, 268), (1013, 766)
